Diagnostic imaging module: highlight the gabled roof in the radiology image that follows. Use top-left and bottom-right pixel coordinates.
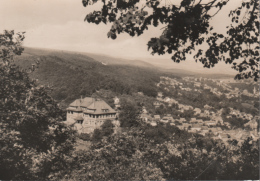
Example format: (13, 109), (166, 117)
(162, 116), (174, 122)
(205, 121), (216, 123)
(154, 115), (161, 119)
(201, 126), (208, 130)
(183, 123), (191, 127)
(84, 100), (116, 114)
(209, 128), (218, 132)
(69, 97), (95, 108)
(81, 97), (96, 107)
(69, 99), (82, 107)
(153, 101), (161, 105)
(219, 133), (229, 139)
(68, 97), (116, 115)
(192, 124), (201, 128)
(66, 107), (82, 112)
(217, 127), (222, 131)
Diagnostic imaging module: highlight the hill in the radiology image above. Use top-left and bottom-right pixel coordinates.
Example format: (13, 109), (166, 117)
(14, 47), (180, 108)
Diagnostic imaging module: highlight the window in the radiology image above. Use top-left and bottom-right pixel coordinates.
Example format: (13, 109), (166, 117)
(102, 109), (109, 113)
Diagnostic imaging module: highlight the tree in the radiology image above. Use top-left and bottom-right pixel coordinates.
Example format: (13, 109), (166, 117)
(66, 129), (164, 180)
(82, 0), (259, 81)
(0, 30), (76, 180)
(119, 98), (141, 127)
(92, 119), (114, 142)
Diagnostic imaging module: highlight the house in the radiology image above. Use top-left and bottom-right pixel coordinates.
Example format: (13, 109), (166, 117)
(197, 119), (203, 123)
(244, 119), (258, 130)
(239, 133), (251, 143)
(216, 127), (222, 133)
(204, 110), (210, 116)
(201, 126), (209, 135)
(142, 106), (148, 114)
(66, 97), (117, 133)
(204, 121), (216, 126)
(114, 97), (120, 109)
(190, 118), (197, 124)
(138, 92), (144, 95)
(140, 113), (152, 123)
(194, 108), (201, 115)
(183, 123), (191, 130)
(190, 118), (197, 122)
(179, 118), (186, 123)
(160, 115), (174, 123)
(224, 122), (231, 128)
(177, 125), (184, 130)
(208, 128), (218, 135)
(213, 116), (223, 125)
(157, 92), (163, 99)
(153, 101), (161, 108)
(150, 121), (157, 126)
(164, 97), (171, 102)
(154, 115), (161, 121)
(204, 104), (212, 110)
(250, 132), (259, 141)
(170, 122), (175, 126)
(218, 133), (229, 142)
(190, 124), (202, 132)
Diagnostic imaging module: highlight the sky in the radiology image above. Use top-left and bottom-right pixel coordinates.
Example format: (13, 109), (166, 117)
(0, 0), (243, 75)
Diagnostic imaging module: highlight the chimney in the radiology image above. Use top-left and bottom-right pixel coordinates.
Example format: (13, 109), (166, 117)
(80, 95), (83, 102)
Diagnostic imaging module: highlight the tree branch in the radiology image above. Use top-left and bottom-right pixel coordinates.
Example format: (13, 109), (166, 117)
(244, 0), (257, 28)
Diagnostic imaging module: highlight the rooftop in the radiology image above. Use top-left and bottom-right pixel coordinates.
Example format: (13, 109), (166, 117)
(68, 97), (116, 115)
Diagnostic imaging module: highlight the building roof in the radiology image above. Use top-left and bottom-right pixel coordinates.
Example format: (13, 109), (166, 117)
(179, 118), (186, 121)
(84, 100), (116, 115)
(69, 97), (95, 108)
(69, 99), (82, 107)
(183, 123), (191, 127)
(154, 115), (161, 119)
(81, 97), (96, 107)
(192, 124), (201, 128)
(66, 107), (82, 112)
(209, 128), (218, 132)
(217, 127), (222, 131)
(219, 133), (229, 139)
(153, 102), (161, 106)
(197, 119), (203, 123)
(201, 126), (208, 130)
(194, 108), (201, 111)
(205, 121), (216, 123)
(68, 97), (116, 115)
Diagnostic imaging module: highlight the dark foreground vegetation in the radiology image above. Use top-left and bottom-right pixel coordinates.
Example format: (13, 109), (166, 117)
(1, 31), (259, 180)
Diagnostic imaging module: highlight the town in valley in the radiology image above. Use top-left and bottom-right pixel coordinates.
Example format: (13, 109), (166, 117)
(65, 75), (259, 146)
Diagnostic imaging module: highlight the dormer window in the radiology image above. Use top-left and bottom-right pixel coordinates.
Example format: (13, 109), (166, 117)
(102, 109), (109, 113)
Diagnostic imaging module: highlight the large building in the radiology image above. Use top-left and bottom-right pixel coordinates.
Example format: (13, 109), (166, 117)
(66, 97), (118, 133)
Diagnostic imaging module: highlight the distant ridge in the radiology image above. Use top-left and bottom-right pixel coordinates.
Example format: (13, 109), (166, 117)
(22, 47), (235, 79)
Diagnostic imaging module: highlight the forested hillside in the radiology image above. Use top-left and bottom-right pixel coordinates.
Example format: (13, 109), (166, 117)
(14, 47), (180, 107)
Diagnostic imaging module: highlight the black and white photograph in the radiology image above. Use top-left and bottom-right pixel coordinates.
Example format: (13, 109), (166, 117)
(0, 0), (259, 180)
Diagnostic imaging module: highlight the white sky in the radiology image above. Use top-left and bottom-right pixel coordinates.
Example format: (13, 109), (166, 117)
(0, 0), (243, 74)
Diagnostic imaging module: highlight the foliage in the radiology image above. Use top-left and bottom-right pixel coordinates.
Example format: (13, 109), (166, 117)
(65, 126), (259, 180)
(143, 122), (191, 144)
(119, 98), (142, 127)
(82, 0), (259, 81)
(78, 133), (92, 141)
(0, 31), (76, 180)
(222, 116), (250, 129)
(92, 119), (115, 142)
(67, 129), (164, 180)
(15, 48), (174, 108)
